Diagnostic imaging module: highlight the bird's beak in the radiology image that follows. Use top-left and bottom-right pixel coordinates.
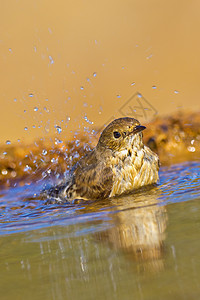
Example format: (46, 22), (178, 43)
(132, 125), (146, 134)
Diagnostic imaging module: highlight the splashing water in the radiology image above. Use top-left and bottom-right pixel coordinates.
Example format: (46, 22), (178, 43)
(55, 125), (62, 134)
(83, 115), (94, 124)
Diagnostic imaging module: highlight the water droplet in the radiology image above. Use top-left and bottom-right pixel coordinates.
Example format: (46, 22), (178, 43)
(86, 78), (90, 82)
(91, 129), (96, 135)
(75, 140), (80, 147)
(117, 95), (121, 98)
(42, 149), (47, 155)
(44, 106), (49, 112)
(80, 86), (84, 90)
(73, 152), (80, 159)
(42, 171), (47, 179)
(17, 139), (20, 142)
(24, 165), (32, 172)
(55, 138), (63, 145)
(48, 28), (52, 34)
(99, 106), (102, 115)
(152, 86), (157, 89)
(2, 169), (8, 175)
(137, 93), (142, 98)
(49, 55), (54, 64)
(51, 158), (58, 163)
(174, 90), (179, 94)
(6, 140), (11, 145)
(131, 82), (135, 86)
(93, 72), (97, 77)
(29, 93), (34, 97)
(24, 110), (27, 113)
(3, 152), (7, 155)
(11, 171), (16, 177)
(34, 107), (38, 112)
(188, 146), (195, 152)
(34, 46), (37, 52)
(24, 127), (28, 131)
(32, 125), (36, 128)
(14, 98), (17, 102)
(146, 54), (153, 60)
(9, 48), (12, 52)
(83, 115), (94, 124)
(66, 116), (71, 123)
(55, 125), (62, 134)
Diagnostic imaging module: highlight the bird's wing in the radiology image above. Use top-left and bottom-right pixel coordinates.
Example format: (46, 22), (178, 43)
(65, 150), (113, 200)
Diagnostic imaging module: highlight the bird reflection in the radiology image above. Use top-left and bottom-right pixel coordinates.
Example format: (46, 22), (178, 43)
(90, 186), (168, 273)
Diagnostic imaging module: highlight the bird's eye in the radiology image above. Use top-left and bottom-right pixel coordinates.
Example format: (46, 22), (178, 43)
(113, 131), (121, 138)
(123, 132), (127, 136)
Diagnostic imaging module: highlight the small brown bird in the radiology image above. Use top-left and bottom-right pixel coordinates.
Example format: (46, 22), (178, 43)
(46, 117), (159, 202)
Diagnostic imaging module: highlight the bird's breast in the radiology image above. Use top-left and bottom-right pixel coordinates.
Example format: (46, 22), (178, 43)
(109, 146), (159, 197)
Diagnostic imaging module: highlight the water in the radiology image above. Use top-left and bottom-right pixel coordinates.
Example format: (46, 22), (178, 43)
(0, 161), (200, 299)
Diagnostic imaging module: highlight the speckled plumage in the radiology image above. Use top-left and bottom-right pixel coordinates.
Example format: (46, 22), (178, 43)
(46, 117), (159, 202)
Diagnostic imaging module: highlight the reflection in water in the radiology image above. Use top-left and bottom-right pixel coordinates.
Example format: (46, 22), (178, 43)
(93, 188), (168, 272)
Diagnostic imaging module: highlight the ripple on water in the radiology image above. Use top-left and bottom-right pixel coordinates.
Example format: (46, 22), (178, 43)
(159, 161), (200, 204)
(0, 161), (200, 235)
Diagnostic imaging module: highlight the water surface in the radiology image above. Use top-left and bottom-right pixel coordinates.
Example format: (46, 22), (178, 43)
(0, 161), (200, 300)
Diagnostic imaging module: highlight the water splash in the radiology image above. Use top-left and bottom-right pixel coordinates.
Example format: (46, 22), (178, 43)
(51, 158), (58, 163)
(83, 115), (94, 125)
(24, 165), (32, 172)
(42, 150), (48, 156)
(55, 125), (62, 134)
(44, 107), (49, 113)
(49, 56), (54, 64)
(55, 138), (63, 145)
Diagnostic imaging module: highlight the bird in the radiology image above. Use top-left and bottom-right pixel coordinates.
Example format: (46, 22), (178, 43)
(45, 117), (159, 202)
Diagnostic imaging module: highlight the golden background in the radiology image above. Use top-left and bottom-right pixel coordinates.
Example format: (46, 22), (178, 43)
(1, 0), (200, 144)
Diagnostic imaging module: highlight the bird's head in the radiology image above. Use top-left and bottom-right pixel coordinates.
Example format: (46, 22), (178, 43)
(97, 117), (146, 152)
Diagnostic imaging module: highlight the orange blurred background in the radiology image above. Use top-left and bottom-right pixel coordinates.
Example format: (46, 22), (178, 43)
(1, 0), (200, 144)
